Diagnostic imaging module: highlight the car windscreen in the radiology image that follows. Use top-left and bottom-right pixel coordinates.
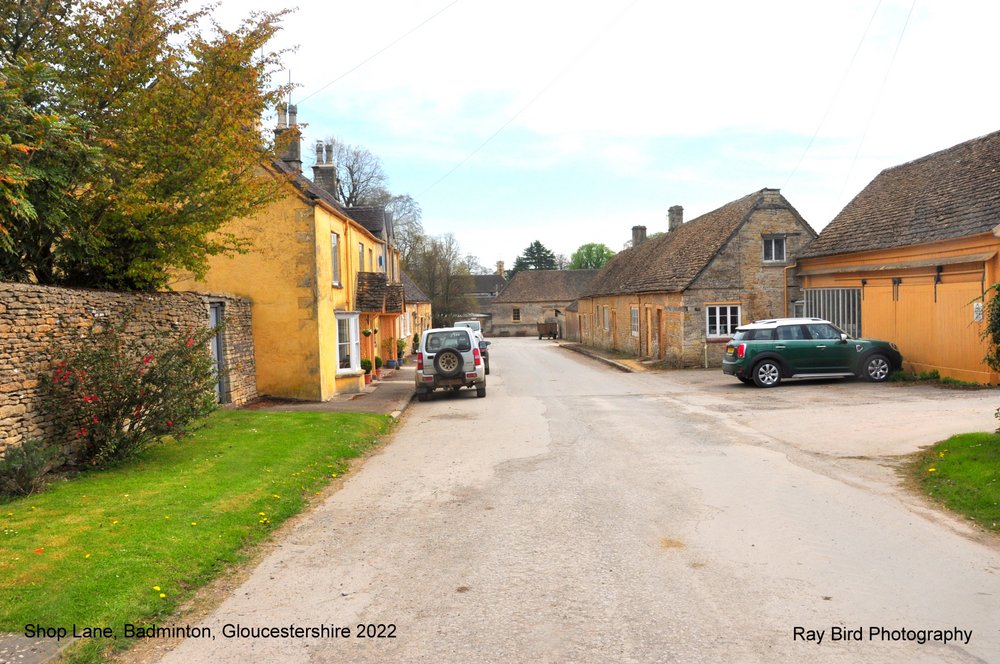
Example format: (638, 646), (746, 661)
(425, 331), (472, 352)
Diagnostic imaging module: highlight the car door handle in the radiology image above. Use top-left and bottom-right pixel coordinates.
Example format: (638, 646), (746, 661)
(775, 345), (786, 349)
(817, 345), (827, 349)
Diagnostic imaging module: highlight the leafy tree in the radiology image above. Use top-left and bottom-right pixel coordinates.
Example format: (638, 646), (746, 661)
(0, 0), (291, 290)
(508, 240), (557, 278)
(568, 243), (615, 270)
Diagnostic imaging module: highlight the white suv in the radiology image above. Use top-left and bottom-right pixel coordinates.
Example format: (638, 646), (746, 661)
(414, 327), (487, 401)
(453, 320), (490, 374)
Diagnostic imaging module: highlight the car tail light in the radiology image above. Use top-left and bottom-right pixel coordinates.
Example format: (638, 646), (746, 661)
(473, 347), (482, 366)
(417, 352), (424, 370)
(736, 343), (746, 359)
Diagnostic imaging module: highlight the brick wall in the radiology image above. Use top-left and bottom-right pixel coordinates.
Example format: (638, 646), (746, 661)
(0, 283), (256, 455)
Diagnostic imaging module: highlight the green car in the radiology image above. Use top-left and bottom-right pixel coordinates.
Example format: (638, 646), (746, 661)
(722, 318), (903, 388)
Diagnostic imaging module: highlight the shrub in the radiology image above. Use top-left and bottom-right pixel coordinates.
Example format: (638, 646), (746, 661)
(40, 322), (219, 468)
(374, 356), (383, 369)
(360, 358), (372, 374)
(0, 439), (55, 499)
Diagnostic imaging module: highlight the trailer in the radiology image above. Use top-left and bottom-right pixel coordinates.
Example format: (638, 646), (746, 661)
(537, 322), (559, 339)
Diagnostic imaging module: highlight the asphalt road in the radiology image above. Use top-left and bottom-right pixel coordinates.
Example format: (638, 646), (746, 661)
(155, 337), (1000, 663)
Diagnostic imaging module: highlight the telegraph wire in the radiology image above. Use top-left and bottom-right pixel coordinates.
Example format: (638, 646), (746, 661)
(783, 0), (884, 189)
(418, 0), (644, 197)
(841, 0), (917, 197)
(296, 0), (462, 105)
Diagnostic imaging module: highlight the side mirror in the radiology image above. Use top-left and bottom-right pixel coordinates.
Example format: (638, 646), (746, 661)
(840, 333), (849, 343)
(479, 341), (490, 350)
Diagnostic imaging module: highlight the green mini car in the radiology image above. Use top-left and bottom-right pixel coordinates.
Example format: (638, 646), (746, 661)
(722, 318), (903, 388)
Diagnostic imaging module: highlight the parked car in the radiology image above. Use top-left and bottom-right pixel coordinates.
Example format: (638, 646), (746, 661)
(453, 320), (490, 374)
(414, 327), (487, 401)
(722, 317), (902, 388)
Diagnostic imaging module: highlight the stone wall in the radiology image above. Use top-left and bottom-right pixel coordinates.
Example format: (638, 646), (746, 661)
(0, 282), (256, 455)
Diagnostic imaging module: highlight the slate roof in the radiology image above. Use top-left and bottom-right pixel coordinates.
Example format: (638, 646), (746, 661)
(401, 272), (430, 303)
(344, 206), (390, 238)
(584, 189), (780, 297)
(800, 130), (1000, 259)
(494, 270), (600, 303)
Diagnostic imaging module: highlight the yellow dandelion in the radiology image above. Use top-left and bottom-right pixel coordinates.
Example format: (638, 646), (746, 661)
(85, 553), (91, 559)
(191, 522), (198, 526)
(331, 473), (337, 478)
(112, 520), (119, 525)
(928, 467), (937, 472)
(164, 516), (170, 520)
(258, 512), (266, 516)
(271, 495), (280, 499)
(938, 452), (945, 458)
(153, 586), (160, 591)
(159, 593), (166, 598)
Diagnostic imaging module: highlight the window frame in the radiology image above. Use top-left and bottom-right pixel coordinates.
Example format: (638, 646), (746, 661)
(512, 307), (521, 322)
(630, 307), (639, 337)
(335, 312), (361, 374)
(705, 304), (741, 339)
(762, 236), (787, 263)
(330, 232), (342, 287)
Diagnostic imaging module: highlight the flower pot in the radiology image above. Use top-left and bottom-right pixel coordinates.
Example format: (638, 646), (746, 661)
(364, 373), (372, 385)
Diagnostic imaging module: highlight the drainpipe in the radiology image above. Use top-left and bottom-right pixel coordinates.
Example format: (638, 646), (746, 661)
(784, 261), (798, 317)
(703, 342), (708, 369)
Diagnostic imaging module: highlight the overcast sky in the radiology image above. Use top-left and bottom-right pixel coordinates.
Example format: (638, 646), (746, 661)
(214, 0), (1000, 270)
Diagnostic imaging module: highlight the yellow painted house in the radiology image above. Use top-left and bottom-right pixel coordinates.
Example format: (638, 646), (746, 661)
(172, 106), (402, 399)
(797, 129), (1000, 383)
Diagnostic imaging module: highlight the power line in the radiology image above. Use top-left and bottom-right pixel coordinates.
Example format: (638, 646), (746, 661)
(296, 0), (462, 105)
(418, 0), (644, 197)
(783, 0), (884, 189)
(841, 0), (917, 197)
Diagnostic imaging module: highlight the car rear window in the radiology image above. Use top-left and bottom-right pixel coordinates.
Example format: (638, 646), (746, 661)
(425, 331), (472, 352)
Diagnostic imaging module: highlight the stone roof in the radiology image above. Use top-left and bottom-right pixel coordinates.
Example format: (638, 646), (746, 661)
(494, 270), (600, 304)
(344, 206), (390, 238)
(356, 272), (403, 313)
(470, 274), (506, 294)
(801, 129), (1000, 259)
(401, 272), (430, 303)
(584, 189), (783, 297)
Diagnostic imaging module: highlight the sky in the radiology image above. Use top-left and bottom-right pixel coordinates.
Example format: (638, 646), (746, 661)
(212, 0), (1000, 271)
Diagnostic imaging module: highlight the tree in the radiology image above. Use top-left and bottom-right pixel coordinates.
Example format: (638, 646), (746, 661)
(405, 234), (475, 326)
(568, 243), (615, 270)
(384, 194), (423, 264)
(508, 240), (557, 278)
(0, 0), (291, 290)
(323, 137), (390, 207)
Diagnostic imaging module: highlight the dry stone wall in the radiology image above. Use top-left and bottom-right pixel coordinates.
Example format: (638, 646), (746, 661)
(0, 283), (256, 455)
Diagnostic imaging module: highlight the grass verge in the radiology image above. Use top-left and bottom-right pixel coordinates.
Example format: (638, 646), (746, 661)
(908, 432), (999, 532)
(0, 410), (390, 661)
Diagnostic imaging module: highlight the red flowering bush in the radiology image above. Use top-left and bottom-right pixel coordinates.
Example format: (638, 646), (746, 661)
(41, 322), (219, 467)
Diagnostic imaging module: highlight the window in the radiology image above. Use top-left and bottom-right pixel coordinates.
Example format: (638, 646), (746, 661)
(763, 237), (786, 263)
(378, 253), (385, 271)
(336, 313), (361, 372)
(513, 308), (521, 322)
(330, 233), (341, 286)
(358, 243), (364, 271)
(368, 248), (373, 270)
(603, 306), (610, 331)
(706, 304), (740, 338)
(630, 307), (639, 336)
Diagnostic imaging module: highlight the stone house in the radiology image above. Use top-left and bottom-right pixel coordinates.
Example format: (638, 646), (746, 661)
(490, 269), (600, 337)
(797, 129), (1000, 383)
(172, 105), (402, 400)
(576, 189), (817, 366)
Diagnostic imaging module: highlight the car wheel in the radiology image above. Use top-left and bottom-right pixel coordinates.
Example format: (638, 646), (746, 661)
(752, 360), (782, 388)
(737, 376), (753, 385)
(433, 348), (464, 378)
(862, 354), (891, 382)
(476, 383), (486, 398)
(416, 390), (430, 402)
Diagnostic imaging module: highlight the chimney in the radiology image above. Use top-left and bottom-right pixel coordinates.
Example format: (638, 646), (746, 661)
(274, 103), (301, 173)
(311, 140), (338, 196)
(668, 205), (683, 231)
(496, 261), (505, 279)
(631, 225), (647, 246)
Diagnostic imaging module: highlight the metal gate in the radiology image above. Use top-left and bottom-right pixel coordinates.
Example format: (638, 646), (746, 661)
(209, 302), (228, 403)
(804, 288), (862, 337)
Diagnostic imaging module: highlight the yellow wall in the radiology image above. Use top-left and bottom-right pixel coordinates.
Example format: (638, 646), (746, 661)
(171, 176), (385, 399)
(798, 233), (1000, 383)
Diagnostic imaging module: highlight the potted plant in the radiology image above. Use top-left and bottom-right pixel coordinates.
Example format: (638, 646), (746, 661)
(362, 328), (373, 337)
(374, 355), (383, 379)
(411, 332), (419, 353)
(396, 338), (406, 364)
(382, 339), (397, 368)
(360, 358), (373, 385)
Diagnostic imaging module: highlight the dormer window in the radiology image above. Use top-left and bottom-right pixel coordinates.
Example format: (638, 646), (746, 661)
(763, 236), (786, 263)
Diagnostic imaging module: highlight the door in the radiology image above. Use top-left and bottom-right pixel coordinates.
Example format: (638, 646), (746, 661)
(804, 322), (853, 371)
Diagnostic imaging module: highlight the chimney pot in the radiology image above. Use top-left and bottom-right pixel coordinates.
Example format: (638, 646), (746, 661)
(276, 103), (287, 129)
(668, 205), (684, 231)
(632, 225), (647, 246)
(315, 141), (324, 164)
(288, 104), (298, 127)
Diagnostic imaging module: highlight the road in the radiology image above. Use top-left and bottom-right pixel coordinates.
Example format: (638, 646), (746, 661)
(155, 337), (1000, 663)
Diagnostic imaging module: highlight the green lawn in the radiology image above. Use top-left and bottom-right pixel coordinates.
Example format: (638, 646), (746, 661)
(910, 432), (1000, 532)
(0, 410), (390, 660)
